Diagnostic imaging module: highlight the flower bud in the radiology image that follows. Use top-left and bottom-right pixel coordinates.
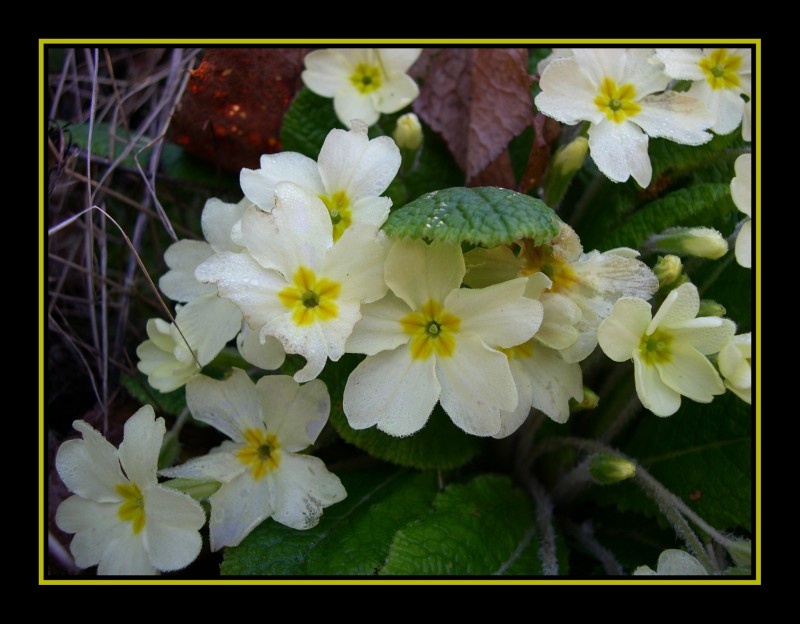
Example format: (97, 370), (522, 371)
(648, 227), (729, 260)
(161, 477), (222, 502)
(726, 539), (751, 568)
(653, 255), (686, 289)
(697, 299), (726, 317)
(543, 137), (589, 206)
(393, 113), (423, 150)
(570, 386), (599, 412)
(589, 454), (636, 484)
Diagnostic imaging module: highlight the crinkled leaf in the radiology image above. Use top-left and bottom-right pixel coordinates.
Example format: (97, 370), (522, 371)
(220, 468), (438, 575)
(121, 373), (186, 416)
(649, 132), (747, 184)
(413, 49), (534, 180)
(280, 86), (343, 159)
(383, 186), (560, 247)
(172, 49), (307, 172)
(381, 474), (561, 575)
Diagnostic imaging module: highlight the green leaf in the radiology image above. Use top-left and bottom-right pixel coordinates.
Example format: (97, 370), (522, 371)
(383, 186), (560, 247)
(121, 373), (186, 416)
(279, 87), (343, 159)
(381, 474), (554, 575)
(600, 183), (735, 251)
(621, 391), (752, 532)
(220, 468), (439, 575)
(649, 132), (747, 183)
(694, 254), (752, 332)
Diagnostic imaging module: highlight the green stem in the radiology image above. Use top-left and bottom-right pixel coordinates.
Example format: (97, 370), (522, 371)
(560, 517), (623, 575)
(520, 471), (559, 575)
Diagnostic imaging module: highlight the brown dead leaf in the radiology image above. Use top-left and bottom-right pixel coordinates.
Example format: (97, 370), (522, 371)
(518, 113), (562, 193)
(413, 48), (534, 182)
(467, 149), (516, 188)
(171, 49), (308, 172)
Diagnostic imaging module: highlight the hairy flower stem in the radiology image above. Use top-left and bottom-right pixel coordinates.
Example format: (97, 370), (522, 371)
(551, 459), (593, 504)
(520, 470), (559, 575)
(560, 518), (624, 575)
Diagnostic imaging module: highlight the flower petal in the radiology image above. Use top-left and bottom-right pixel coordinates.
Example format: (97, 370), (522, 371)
(117, 406), (164, 487)
(574, 249), (659, 299)
(494, 358), (534, 439)
(55, 496), (124, 568)
(270, 453), (347, 530)
(446, 277), (542, 348)
(526, 345), (583, 424)
(323, 224), (390, 303)
(536, 57), (605, 125)
(302, 49), (353, 97)
(159, 441), (247, 483)
(159, 240), (216, 302)
(185, 369), (262, 443)
(537, 293), (581, 351)
(350, 196), (392, 228)
(207, 472), (274, 551)
(588, 119), (652, 187)
(201, 197), (249, 252)
(256, 376), (330, 451)
(345, 293), (412, 356)
(172, 294), (242, 366)
(620, 48), (669, 97)
(648, 283), (700, 333)
(598, 297), (652, 362)
(731, 154), (751, 217)
(143, 484), (205, 572)
(373, 72), (419, 114)
(240, 152), (324, 213)
(463, 245), (524, 288)
(654, 49), (705, 80)
(657, 345), (725, 403)
(656, 549), (708, 575)
(385, 239), (465, 310)
(343, 346), (440, 436)
(97, 528), (156, 575)
(735, 220), (752, 268)
(670, 317), (736, 355)
(376, 48), (422, 73)
(56, 421), (125, 502)
(636, 92), (714, 144)
(237, 323), (286, 371)
(633, 350), (681, 417)
(334, 86), (380, 128)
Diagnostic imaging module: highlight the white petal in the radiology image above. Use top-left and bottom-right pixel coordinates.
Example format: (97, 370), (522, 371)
(196, 251), (287, 331)
(653, 49), (705, 80)
(574, 249), (658, 299)
(256, 376), (330, 451)
(343, 346), (440, 436)
(302, 49), (353, 97)
(373, 72), (420, 114)
(572, 49), (626, 84)
(318, 126), (400, 201)
(240, 152), (324, 213)
(633, 565), (658, 576)
(524, 272), (554, 299)
(345, 293), (412, 356)
(385, 238), (465, 310)
(143, 485), (205, 571)
(117, 406), (163, 487)
(536, 57), (604, 125)
(55, 496), (123, 568)
(633, 351), (681, 417)
(536, 293), (581, 351)
(159, 441), (247, 483)
(648, 283), (700, 333)
(237, 324), (285, 371)
(718, 334), (751, 390)
(242, 183), (332, 277)
(598, 297), (652, 362)
(207, 472), (274, 550)
(445, 277), (542, 348)
(323, 224), (390, 303)
(692, 84), (745, 135)
(742, 99), (751, 141)
(735, 220), (752, 268)
(56, 421), (125, 502)
(657, 345), (725, 403)
(524, 345), (583, 424)
(437, 337), (516, 436)
(620, 48), (669, 97)
(97, 529), (157, 575)
(731, 154), (751, 217)
(136, 339), (198, 393)
(726, 382), (752, 404)
(636, 92), (714, 144)
(656, 549), (708, 575)
(172, 295), (242, 366)
(376, 48), (422, 73)
(185, 369), (262, 443)
(588, 120), (652, 187)
(671, 317), (736, 355)
(201, 197), (249, 252)
(350, 196), (392, 229)
(334, 87), (380, 128)
(159, 240), (216, 302)
(494, 358), (534, 439)
(270, 454), (347, 530)
(463, 245), (525, 288)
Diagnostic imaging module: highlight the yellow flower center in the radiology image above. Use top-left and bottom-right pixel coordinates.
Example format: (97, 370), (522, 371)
(116, 482), (146, 535)
(519, 242), (579, 293)
(236, 428), (281, 481)
(279, 267), (341, 326)
(400, 299), (461, 360)
(699, 49), (743, 90)
(319, 191), (352, 242)
(498, 341), (534, 360)
(350, 63), (383, 94)
(594, 77), (641, 123)
(639, 328), (673, 365)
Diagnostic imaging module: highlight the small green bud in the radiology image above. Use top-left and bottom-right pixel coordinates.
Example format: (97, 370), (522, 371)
(543, 137), (589, 206)
(161, 477), (222, 501)
(648, 227), (729, 260)
(726, 539), (751, 568)
(570, 386), (599, 412)
(393, 113), (423, 150)
(697, 299), (727, 317)
(653, 254), (685, 289)
(589, 454), (636, 484)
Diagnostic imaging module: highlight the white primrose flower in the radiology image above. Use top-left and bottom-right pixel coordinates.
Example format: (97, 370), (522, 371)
(655, 48), (752, 135)
(598, 282), (735, 417)
(718, 332), (752, 404)
(160, 370), (346, 550)
(343, 238), (542, 438)
(302, 48), (421, 128)
(731, 153), (752, 268)
(535, 48), (714, 187)
(197, 182), (389, 383)
(742, 99), (751, 142)
(55, 406), (206, 575)
(633, 549), (709, 576)
(464, 223), (659, 363)
(240, 122), (400, 242)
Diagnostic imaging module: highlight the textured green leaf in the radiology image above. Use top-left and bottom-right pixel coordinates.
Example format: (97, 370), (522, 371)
(383, 186), (560, 247)
(621, 391), (752, 532)
(220, 468), (438, 575)
(694, 253), (752, 332)
(381, 474), (547, 575)
(121, 373), (186, 416)
(279, 87), (343, 159)
(600, 183), (735, 251)
(649, 132), (747, 183)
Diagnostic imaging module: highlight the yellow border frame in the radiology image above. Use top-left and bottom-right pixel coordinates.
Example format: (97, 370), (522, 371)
(39, 38), (761, 586)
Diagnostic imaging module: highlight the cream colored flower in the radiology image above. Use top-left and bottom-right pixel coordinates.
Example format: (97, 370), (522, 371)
(731, 153), (752, 268)
(634, 549), (708, 575)
(718, 332), (751, 404)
